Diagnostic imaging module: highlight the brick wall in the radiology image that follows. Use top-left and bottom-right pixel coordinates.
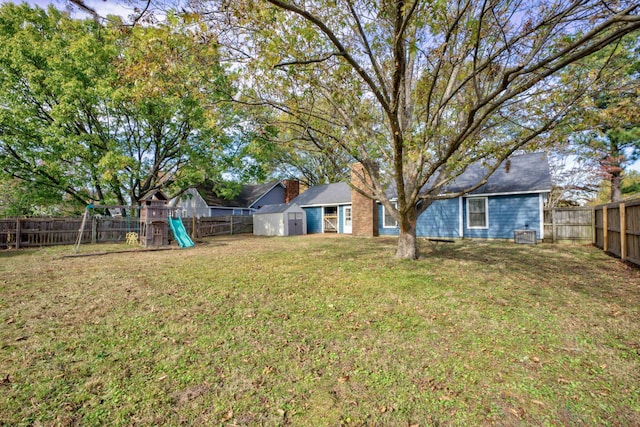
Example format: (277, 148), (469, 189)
(283, 179), (300, 203)
(350, 163), (379, 237)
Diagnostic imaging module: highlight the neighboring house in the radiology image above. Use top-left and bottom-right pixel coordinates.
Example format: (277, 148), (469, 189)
(253, 203), (306, 236)
(172, 180), (299, 217)
(289, 152), (551, 241)
(288, 182), (353, 234)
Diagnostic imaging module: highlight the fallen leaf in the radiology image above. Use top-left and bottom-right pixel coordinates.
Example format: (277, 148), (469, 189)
(508, 407), (524, 418)
(222, 409), (234, 421)
(338, 375), (350, 383)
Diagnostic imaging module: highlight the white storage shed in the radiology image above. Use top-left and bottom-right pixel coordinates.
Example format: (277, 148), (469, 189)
(253, 203), (306, 236)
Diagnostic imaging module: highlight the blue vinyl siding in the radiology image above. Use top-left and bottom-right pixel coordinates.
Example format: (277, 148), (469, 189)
(304, 207), (323, 234)
(378, 199), (459, 237)
(417, 198), (460, 238)
(375, 195), (541, 239)
(251, 185), (285, 209)
(463, 194), (540, 239)
(378, 204), (399, 235)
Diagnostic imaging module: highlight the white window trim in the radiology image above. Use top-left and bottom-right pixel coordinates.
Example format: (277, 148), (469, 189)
(466, 197), (489, 230)
(458, 197), (464, 238)
(382, 203), (398, 229)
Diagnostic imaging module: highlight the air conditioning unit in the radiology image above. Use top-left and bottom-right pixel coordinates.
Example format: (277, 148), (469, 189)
(514, 229), (536, 245)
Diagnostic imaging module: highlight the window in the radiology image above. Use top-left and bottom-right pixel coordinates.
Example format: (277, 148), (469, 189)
(383, 203), (398, 228)
(467, 197), (488, 229)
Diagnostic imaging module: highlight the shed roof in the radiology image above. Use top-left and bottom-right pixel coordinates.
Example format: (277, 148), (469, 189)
(195, 181), (283, 208)
(254, 202), (302, 214)
(290, 182), (352, 206)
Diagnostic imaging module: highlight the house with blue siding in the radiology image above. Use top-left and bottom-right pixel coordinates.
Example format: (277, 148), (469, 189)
(291, 152), (551, 241)
(289, 182), (353, 234)
(379, 152), (550, 240)
(171, 180), (300, 218)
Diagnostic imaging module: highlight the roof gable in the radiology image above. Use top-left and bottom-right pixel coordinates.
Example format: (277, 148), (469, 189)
(139, 189), (169, 202)
(195, 181), (283, 208)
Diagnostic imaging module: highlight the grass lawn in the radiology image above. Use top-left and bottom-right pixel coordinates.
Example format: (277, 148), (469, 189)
(1, 235), (639, 426)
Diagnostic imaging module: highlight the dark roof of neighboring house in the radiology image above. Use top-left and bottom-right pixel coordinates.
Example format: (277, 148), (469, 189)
(290, 182), (352, 206)
(440, 152), (552, 195)
(254, 202), (302, 214)
(196, 181), (283, 208)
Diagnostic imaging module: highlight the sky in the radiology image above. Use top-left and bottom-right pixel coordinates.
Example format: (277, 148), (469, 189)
(0, 0), (139, 20)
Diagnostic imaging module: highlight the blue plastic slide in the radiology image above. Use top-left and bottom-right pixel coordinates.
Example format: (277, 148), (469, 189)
(168, 217), (195, 248)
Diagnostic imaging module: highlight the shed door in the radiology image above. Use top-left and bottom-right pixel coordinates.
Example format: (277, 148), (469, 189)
(288, 212), (303, 235)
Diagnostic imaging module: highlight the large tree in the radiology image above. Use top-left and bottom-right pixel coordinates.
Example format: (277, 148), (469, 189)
(0, 4), (249, 212)
(210, 0), (640, 258)
(562, 32), (640, 202)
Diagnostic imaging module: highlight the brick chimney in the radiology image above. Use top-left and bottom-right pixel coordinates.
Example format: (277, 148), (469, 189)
(350, 163), (379, 237)
(283, 179), (300, 203)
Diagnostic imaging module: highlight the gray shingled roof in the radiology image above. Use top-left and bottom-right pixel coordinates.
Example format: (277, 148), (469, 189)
(288, 152), (551, 205)
(290, 182), (351, 206)
(254, 202), (301, 214)
(441, 152), (551, 195)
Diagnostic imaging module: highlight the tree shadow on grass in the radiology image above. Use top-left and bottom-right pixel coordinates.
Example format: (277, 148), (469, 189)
(419, 240), (640, 307)
(0, 249), (37, 259)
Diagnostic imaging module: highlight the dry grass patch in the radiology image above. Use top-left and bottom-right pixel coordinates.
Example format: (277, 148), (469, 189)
(1, 235), (639, 426)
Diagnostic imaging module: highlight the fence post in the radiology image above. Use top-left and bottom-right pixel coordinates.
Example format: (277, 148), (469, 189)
(603, 206), (608, 253)
(91, 216), (97, 244)
(592, 207), (596, 245)
(230, 216), (234, 235)
(551, 208), (557, 243)
(620, 203), (627, 262)
(15, 218), (21, 249)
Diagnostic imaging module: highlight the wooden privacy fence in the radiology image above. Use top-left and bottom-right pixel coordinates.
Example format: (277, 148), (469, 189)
(180, 216), (253, 239)
(594, 199), (640, 266)
(543, 207), (594, 243)
(0, 215), (253, 249)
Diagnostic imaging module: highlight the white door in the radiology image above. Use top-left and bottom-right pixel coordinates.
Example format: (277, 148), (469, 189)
(343, 206), (352, 234)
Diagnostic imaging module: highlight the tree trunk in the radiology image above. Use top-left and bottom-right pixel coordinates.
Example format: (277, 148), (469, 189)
(610, 172), (623, 202)
(395, 208), (418, 259)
